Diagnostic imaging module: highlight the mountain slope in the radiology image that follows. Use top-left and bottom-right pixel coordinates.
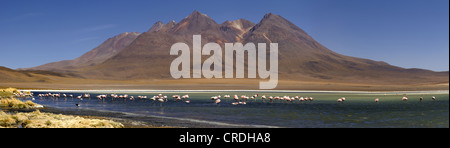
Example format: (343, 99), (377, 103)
(29, 32), (140, 72)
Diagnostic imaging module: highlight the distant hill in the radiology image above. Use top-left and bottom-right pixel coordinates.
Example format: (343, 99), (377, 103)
(0, 66), (67, 83)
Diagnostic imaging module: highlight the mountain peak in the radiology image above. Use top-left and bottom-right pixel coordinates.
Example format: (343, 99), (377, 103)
(190, 10), (209, 18)
(261, 12), (284, 22)
(170, 10), (218, 34)
(251, 12), (307, 35)
(185, 10), (214, 21)
(168, 20), (176, 24)
(263, 13), (275, 18)
(148, 21), (165, 32)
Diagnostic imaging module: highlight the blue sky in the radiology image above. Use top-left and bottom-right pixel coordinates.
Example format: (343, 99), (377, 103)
(0, 0), (448, 71)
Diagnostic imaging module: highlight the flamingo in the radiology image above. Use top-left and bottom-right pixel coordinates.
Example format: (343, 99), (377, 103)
(215, 99), (221, 104)
(224, 95), (230, 99)
(111, 94), (118, 99)
(176, 96), (182, 102)
(83, 94), (90, 98)
(337, 98), (343, 102)
(172, 95), (180, 100)
(240, 95), (246, 101)
(252, 94), (258, 100)
(402, 96), (408, 101)
(181, 95), (190, 103)
(431, 96), (436, 101)
(273, 96), (280, 102)
(375, 98), (379, 103)
(157, 98), (164, 103)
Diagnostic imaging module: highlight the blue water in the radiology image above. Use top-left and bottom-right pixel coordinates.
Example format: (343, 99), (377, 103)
(24, 91), (449, 128)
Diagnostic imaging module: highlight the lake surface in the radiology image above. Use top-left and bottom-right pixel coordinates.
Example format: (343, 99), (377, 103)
(24, 90), (449, 128)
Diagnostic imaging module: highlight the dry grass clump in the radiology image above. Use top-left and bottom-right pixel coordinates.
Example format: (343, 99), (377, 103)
(0, 98), (42, 109)
(0, 87), (19, 98)
(0, 110), (124, 128)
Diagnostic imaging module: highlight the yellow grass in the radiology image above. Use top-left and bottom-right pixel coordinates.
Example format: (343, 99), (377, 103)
(0, 98), (42, 109)
(0, 110), (124, 128)
(0, 87), (20, 98)
(0, 94), (123, 128)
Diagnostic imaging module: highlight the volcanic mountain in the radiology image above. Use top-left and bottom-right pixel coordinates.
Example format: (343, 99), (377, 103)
(27, 11), (448, 89)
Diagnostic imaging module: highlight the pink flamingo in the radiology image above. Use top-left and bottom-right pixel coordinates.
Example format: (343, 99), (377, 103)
(182, 95), (190, 103)
(375, 98), (379, 103)
(261, 95), (266, 102)
(402, 96), (408, 101)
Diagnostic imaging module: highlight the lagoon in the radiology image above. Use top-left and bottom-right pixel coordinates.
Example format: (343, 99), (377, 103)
(23, 90), (449, 128)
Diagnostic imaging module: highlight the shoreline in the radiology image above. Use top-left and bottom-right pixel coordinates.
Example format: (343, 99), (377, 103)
(36, 106), (276, 128)
(20, 89), (450, 94)
(37, 107), (173, 128)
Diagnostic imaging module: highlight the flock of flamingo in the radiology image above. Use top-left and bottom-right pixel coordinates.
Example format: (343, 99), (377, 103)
(35, 92), (438, 106)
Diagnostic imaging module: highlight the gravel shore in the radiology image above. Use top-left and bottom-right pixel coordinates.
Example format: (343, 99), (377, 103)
(36, 107), (247, 128)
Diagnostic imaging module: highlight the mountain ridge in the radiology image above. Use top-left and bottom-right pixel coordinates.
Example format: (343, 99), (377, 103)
(23, 11), (448, 88)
